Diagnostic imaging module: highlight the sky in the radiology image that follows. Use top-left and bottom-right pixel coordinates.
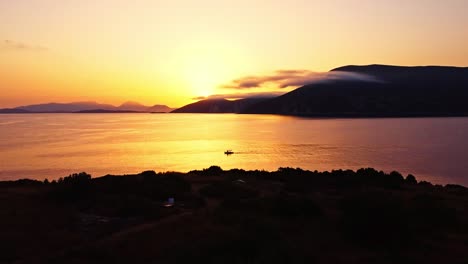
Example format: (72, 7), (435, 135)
(1, 0), (467, 108)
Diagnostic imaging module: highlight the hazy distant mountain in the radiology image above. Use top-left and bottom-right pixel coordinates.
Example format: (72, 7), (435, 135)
(0, 108), (31, 114)
(76, 109), (141, 113)
(117, 101), (150, 112)
(14, 102), (116, 113)
(115, 102), (175, 112)
(242, 65), (468, 116)
(0, 101), (174, 113)
(147, 104), (174, 113)
(171, 98), (267, 113)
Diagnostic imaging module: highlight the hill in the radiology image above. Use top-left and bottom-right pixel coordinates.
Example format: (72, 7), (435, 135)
(0, 108), (31, 114)
(0, 167), (467, 263)
(147, 104), (175, 113)
(116, 101), (150, 112)
(0, 101), (174, 113)
(15, 101), (116, 113)
(75, 109), (141, 113)
(172, 98), (269, 113)
(242, 65), (468, 116)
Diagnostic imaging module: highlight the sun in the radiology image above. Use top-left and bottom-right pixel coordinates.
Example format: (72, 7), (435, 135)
(189, 72), (216, 97)
(182, 55), (232, 98)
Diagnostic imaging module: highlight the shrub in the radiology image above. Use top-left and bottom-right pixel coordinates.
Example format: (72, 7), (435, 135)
(269, 194), (322, 219)
(59, 172), (92, 187)
(50, 172), (93, 202)
(384, 171), (405, 189)
(200, 181), (258, 200)
(203, 166), (224, 176)
(340, 192), (409, 246)
(408, 194), (458, 231)
(405, 174), (417, 184)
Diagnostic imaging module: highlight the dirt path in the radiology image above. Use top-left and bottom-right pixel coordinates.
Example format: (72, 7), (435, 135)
(94, 211), (193, 246)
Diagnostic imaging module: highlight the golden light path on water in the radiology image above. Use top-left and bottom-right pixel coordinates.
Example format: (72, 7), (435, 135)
(1, 114), (468, 185)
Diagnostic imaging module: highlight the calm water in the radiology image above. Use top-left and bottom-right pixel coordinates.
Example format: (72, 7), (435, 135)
(1, 114), (468, 185)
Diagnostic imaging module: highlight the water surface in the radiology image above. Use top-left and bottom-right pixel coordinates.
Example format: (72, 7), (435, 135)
(1, 114), (467, 185)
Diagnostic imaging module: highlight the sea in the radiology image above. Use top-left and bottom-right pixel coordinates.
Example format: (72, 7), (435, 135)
(1, 114), (467, 186)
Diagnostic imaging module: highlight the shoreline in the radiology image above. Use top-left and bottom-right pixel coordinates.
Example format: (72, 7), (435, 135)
(3, 111), (468, 119)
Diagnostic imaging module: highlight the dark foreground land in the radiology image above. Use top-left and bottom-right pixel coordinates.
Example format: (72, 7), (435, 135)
(1, 167), (467, 263)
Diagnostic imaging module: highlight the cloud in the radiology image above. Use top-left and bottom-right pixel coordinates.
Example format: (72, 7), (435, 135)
(221, 70), (381, 89)
(192, 91), (286, 101)
(1, 40), (48, 52)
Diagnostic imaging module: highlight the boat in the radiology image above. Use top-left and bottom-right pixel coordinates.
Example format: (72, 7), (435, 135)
(224, 150), (234, 155)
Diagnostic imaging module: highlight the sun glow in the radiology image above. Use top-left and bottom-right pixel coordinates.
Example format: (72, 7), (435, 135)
(188, 71), (217, 97)
(182, 56), (230, 98)
(177, 42), (253, 100)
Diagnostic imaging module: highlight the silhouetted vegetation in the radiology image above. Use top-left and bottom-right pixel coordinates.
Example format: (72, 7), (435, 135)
(340, 191), (411, 246)
(199, 181), (259, 199)
(0, 167), (467, 263)
(406, 174), (417, 184)
(49, 172), (92, 202)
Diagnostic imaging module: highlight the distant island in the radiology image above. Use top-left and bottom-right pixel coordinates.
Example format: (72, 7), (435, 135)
(173, 64), (468, 117)
(0, 166), (467, 263)
(0, 101), (174, 114)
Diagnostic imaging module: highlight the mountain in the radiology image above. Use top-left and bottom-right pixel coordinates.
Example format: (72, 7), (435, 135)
(117, 101), (150, 112)
(147, 104), (175, 113)
(172, 99), (235, 113)
(242, 65), (468, 116)
(0, 108), (31, 114)
(76, 109), (140, 113)
(15, 102), (116, 113)
(171, 98), (267, 113)
(0, 101), (174, 113)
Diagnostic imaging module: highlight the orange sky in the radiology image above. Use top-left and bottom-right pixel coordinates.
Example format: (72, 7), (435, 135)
(1, 0), (467, 108)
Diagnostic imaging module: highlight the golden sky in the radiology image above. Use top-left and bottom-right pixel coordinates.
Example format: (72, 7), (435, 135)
(1, 0), (467, 108)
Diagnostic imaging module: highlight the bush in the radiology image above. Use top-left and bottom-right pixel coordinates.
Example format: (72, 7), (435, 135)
(50, 172), (93, 202)
(58, 172), (92, 187)
(408, 194), (458, 231)
(385, 171), (405, 188)
(340, 192), (409, 246)
(200, 181), (258, 200)
(405, 174), (417, 184)
(203, 166), (224, 176)
(269, 194), (322, 219)
(419, 181), (433, 187)
(445, 184), (468, 195)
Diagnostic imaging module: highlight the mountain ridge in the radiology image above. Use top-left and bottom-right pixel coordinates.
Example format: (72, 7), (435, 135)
(3, 64), (468, 116)
(171, 98), (269, 113)
(0, 101), (175, 113)
(241, 64), (468, 116)
(173, 64), (468, 116)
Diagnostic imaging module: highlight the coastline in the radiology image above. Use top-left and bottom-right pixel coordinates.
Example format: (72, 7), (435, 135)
(3, 111), (468, 118)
